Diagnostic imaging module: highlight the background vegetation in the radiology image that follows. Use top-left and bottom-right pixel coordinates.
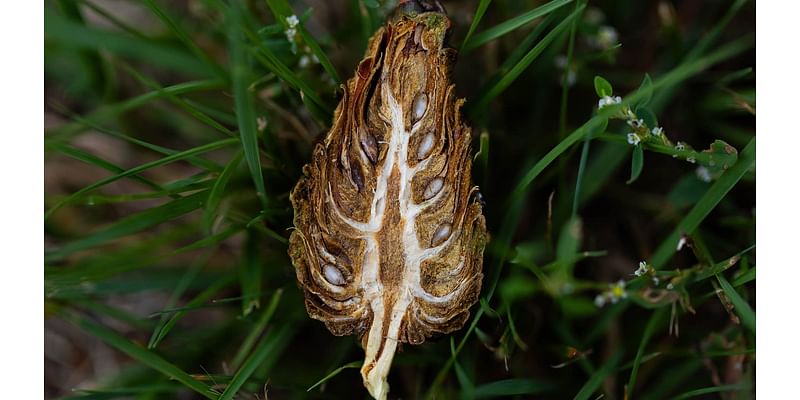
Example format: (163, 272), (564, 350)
(44, 0), (755, 398)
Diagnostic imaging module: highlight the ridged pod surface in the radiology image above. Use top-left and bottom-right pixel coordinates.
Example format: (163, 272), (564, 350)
(288, 2), (487, 398)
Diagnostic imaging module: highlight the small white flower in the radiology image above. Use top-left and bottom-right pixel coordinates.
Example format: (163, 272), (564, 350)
(594, 294), (606, 307)
(299, 55), (310, 68)
(652, 276), (660, 286)
(686, 157), (696, 164)
(597, 26), (619, 49)
(610, 280), (628, 303)
(696, 166), (712, 182)
(651, 126), (663, 136)
(285, 15), (300, 28)
(675, 142), (686, 151)
(625, 108), (637, 120)
(666, 283), (675, 290)
(627, 133), (641, 146)
(554, 54), (568, 69)
(634, 261), (649, 277)
(285, 27), (297, 42)
(598, 95), (621, 109)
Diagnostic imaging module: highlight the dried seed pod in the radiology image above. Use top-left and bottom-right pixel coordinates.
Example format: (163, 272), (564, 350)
(288, 2), (487, 399)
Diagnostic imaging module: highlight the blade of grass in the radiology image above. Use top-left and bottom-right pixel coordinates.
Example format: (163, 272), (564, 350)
(231, 289), (284, 369)
(148, 275), (236, 348)
(463, 0), (573, 52)
(470, 5), (583, 112)
(626, 308), (667, 398)
(716, 273), (755, 334)
(672, 384), (751, 399)
(46, 141), (168, 195)
(61, 311), (219, 399)
(573, 350), (622, 400)
(203, 150), (245, 234)
(45, 7), (215, 77)
(141, 0), (227, 79)
(651, 137), (755, 268)
(459, 0), (493, 52)
(45, 191), (208, 262)
(45, 137), (238, 219)
(48, 79), (224, 140)
(217, 324), (293, 400)
(239, 231), (264, 316)
(474, 379), (554, 398)
(229, 1), (269, 211)
(306, 360), (362, 392)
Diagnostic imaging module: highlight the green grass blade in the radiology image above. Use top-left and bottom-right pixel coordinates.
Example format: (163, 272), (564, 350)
(148, 275), (236, 348)
(464, 0), (573, 52)
(239, 231), (263, 316)
(306, 360), (362, 392)
(459, 0), (493, 52)
(716, 273), (755, 334)
(46, 141), (167, 194)
(672, 383), (752, 400)
(62, 311), (219, 399)
(217, 324), (294, 400)
(470, 5), (583, 112)
(48, 79), (224, 139)
(228, 2), (269, 211)
(141, 0), (227, 79)
(231, 289), (284, 369)
(45, 138), (238, 219)
(651, 138), (755, 268)
(46, 191), (208, 262)
(203, 150), (245, 233)
(473, 379), (554, 398)
(45, 7), (215, 77)
(573, 350), (622, 400)
(626, 308), (667, 398)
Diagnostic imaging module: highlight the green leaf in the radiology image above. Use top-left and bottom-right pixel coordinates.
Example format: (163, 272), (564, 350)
(556, 217), (582, 279)
(627, 145), (644, 184)
(464, 0), (574, 52)
(62, 311), (219, 399)
(716, 274), (755, 334)
(594, 75), (613, 97)
(635, 106), (658, 128)
(636, 73), (653, 107)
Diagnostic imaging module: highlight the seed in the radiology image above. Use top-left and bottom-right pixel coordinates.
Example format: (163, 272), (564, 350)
(431, 223), (452, 246)
(423, 177), (444, 200)
(412, 93), (428, 123)
(322, 264), (346, 286)
(417, 131), (435, 160)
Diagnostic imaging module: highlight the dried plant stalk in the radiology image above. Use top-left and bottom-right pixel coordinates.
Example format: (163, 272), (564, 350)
(288, 1), (487, 398)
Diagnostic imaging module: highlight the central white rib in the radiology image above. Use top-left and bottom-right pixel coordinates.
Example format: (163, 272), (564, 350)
(325, 82), (467, 400)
